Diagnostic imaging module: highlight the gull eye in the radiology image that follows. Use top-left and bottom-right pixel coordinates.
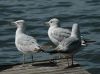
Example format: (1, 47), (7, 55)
(50, 21), (53, 23)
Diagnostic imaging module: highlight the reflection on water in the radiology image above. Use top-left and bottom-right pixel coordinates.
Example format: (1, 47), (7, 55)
(0, 0), (100, 74)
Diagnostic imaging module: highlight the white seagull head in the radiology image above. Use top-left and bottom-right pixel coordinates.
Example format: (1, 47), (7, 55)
(12, 20), (25, 28)
(45, 18), (59, 27)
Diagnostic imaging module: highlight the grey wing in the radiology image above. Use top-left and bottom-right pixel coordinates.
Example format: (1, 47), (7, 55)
(52, 28), (71, 42)
(56, 37), (80, 52)
(17, 35), (40, 52)
(66, 38), (81, 53)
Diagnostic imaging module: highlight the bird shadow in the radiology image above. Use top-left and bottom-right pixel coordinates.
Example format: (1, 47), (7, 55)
(64, 64), (80, 69)
(32, 62), (58, 67)
(0, 62), (58, 72)
(0, 63), (21, 72)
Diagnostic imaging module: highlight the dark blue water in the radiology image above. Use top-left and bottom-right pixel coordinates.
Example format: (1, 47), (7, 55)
(0, 0), (100, 74)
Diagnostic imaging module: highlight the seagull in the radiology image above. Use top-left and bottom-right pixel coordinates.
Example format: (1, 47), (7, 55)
(45, 23), (81, 67)
(45, 18), (70, 46)
(13, 20), (43, 65)
(45, 18), (85, 46)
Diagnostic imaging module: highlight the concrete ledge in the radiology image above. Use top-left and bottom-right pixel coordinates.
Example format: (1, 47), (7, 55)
(0, 58), (91, 74)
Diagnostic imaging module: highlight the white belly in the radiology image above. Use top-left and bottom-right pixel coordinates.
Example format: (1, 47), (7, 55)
(48, 28), (59, 45)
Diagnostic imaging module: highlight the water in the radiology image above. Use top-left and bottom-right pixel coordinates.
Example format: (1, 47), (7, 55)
(0, 0), (100, 74)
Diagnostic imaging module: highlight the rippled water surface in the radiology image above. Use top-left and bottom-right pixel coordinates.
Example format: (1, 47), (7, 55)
(0, 0), (100, 74)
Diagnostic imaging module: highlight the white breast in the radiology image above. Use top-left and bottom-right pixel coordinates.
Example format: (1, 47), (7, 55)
(48, 27), (59, 45)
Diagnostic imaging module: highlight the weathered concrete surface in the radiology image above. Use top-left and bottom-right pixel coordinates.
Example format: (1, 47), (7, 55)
(0, 59), (90, 74)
